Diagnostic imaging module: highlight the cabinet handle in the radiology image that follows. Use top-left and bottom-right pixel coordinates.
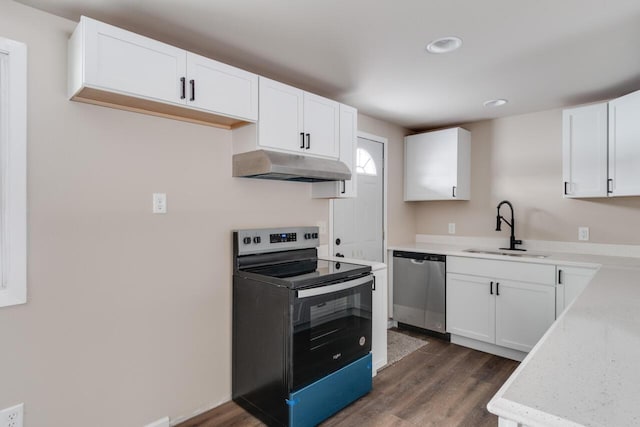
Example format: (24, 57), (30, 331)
(607, 178), (613, 194)
(496, 282), (500, 296)
(564, 181), (569, 195)
(189, 79), (195, 101)
(180, 77), (186, 100)
(305, 133), (311, 149)
(300, 132), (305, 149)
(452, 186), (457, 198)
(372, 275), (376, 291)
(341, 180), (346, 194)
(558, 269), (563, 284)
(490, 281), (493, 295)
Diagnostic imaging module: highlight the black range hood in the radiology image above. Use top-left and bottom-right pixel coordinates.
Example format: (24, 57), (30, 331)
(232, 150), (351, 182)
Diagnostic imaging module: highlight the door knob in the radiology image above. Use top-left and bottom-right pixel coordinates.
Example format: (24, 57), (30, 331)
(335, 253), (344, 258)
(335, 238), (341, 245)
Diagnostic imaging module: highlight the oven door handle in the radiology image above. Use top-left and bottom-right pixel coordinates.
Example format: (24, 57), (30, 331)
(296, 275), (372, 298)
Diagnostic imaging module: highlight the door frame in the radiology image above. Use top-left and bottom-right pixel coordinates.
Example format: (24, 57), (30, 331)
(329, 131), (389, 264)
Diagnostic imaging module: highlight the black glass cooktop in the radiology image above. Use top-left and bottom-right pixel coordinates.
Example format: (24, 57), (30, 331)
(240, 259), (371, 289)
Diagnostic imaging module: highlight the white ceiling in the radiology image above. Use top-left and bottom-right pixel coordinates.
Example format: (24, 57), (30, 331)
(15, 0), (640, 130)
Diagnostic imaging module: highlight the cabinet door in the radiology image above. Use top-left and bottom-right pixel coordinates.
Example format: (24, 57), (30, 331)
(303, 92), (340, 159)
(556, 266), (597, 316)
(186, 53), (257, 121)
(446, 273), (495, 344)
(495, 280), (555, 353)
(82, 17), (186, 105)
(371, 268), (388, 374)
(609, 89), (640, 196)
(258, 77), (304, 153)
(562, 103), (608, 197)
(404, 128), (470, 201)
(311, 104), (358, 198)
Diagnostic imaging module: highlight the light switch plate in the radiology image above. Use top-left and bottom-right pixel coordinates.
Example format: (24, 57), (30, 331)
(578, 226), (589, 241)
(153, 193), (167, 214)
(448, 223), (456, 234)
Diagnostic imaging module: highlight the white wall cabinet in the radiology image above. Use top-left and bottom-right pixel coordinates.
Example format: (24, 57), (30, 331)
(562, 89), (640, 198)
(311, 104), (358, 198)
(608, 90), (640, 196)
(404, 127), (471, 201)
(68, 16), (258, 128)
(252, 77), (339, 159)
(562, 103), (608, 197)
(556, 265), (597, 316)
(447, 257), (556, 353)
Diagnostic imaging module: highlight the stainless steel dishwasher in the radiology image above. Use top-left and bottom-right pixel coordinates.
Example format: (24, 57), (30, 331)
(393, 251), (446, 334)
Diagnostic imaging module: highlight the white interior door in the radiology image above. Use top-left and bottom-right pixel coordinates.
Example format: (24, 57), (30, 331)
(333, 137), (384, 262)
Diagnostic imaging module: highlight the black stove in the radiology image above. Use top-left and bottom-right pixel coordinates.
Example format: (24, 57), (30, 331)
(232, 226), (374, 427)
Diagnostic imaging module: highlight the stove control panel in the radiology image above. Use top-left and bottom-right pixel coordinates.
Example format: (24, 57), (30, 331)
(234, 227), (319, 255)
(270, 232), (297, 243)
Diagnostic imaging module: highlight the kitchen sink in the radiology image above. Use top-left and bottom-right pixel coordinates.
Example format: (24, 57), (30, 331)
(463, 249), (548, 259)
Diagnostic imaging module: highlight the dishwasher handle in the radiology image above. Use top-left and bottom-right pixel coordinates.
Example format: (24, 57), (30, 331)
(410, 259), (426, 265)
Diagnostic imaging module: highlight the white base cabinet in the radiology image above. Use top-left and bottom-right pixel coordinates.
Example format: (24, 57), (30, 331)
(404, 127), (470, 201)
(556, 265), (597, 316)
(371, 265), (388, 375)
(447, 257), (556, 354)
(68, 16), (258, 128)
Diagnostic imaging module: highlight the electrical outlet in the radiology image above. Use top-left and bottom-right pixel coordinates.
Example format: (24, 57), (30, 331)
(448, 223), (456, 234)
(578, 226), (590, 241)
(152, 193), (167, 214)
(0, 403), (24, 427)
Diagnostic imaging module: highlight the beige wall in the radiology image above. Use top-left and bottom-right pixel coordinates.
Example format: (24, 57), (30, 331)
(415, 109), (640, 244)
(0, 2), (409, 425)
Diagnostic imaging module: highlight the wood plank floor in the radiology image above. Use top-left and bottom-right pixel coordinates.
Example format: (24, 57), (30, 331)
(179, 332), (518, 427)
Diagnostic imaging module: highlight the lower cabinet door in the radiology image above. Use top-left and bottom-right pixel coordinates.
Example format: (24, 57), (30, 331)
(446, 273), (495, 344)
(495, 280), (555, 353)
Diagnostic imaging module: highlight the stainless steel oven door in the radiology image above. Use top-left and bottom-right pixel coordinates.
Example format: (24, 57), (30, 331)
(291, 274), (373, 390)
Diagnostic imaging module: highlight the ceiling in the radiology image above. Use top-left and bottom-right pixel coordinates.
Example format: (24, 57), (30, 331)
(15, 0), (640, 130)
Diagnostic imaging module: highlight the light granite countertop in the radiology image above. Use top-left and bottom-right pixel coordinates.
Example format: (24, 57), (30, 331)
(389, 240), (640, 426)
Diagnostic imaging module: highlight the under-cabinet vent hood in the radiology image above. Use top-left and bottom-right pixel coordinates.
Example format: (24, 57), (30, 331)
(233, 150), (351, 182)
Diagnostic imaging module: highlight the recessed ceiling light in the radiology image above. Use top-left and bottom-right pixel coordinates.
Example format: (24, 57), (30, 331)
(426, 36), (463, 54)
(483, 99), (508, 107)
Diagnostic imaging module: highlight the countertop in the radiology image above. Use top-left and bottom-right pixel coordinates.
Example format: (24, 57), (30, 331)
(390, 241), (640, 426)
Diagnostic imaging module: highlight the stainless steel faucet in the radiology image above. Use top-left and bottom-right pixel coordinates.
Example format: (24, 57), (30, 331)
(496, 200), (525, 251)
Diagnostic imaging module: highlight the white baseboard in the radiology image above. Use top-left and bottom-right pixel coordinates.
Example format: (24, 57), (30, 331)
(169, 395), (231, 426)
(450, 335), (526, 362)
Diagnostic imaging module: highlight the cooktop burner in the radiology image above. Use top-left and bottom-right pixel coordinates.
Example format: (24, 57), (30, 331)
(239, 259), (371, 289)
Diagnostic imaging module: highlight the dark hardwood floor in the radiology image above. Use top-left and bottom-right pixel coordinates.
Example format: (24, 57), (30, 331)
(179, 333), (518, 427)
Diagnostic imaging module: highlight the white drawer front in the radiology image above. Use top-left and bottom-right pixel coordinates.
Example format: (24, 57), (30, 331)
(447, 256), (555, 285)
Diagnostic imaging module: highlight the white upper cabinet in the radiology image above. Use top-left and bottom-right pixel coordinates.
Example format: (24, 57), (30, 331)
(186, 52), (258, 121)
(71, 16), (186, 104)
(311, 104), (358, 198)
(257, 77), (305, 153)
(303, 92), (340, 158)
(404, 127), (471, 201)
(256, 77), (339, 159)
(562, 103), (608, 198)
(68, 16), (258, 128)
(562, 89), (640, 198)
(608, 89), (640, 197)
